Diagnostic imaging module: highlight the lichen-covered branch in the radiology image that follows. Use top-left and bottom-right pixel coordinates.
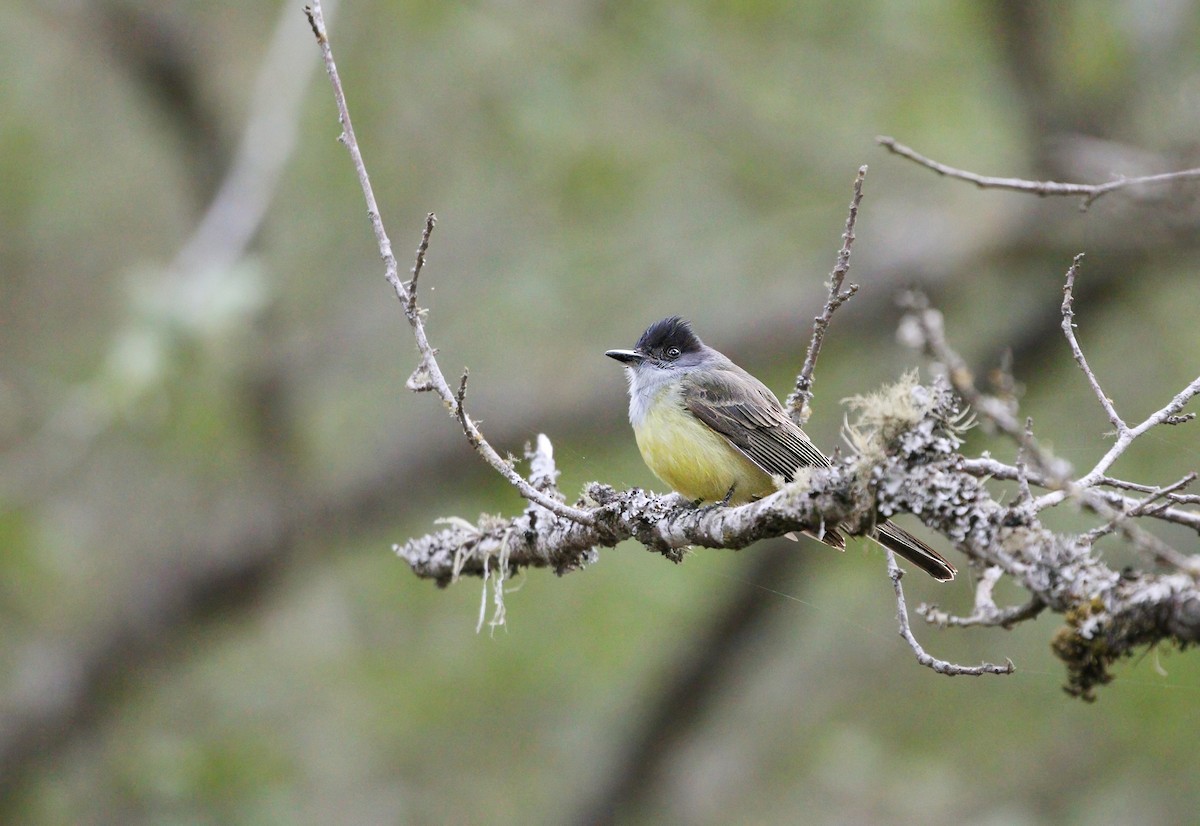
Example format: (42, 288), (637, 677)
(398, 374), (1200, 699)
(398, 462), (860, 586)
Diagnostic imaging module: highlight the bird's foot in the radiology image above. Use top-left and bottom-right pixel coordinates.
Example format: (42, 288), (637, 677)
(692, 484), (737, 514)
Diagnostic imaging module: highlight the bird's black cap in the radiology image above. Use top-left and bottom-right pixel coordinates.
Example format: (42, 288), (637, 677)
(634, 316), (703, 358)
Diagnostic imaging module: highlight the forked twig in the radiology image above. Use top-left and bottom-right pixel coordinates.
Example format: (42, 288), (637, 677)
(1033, 257), (1200, 509)
(919, 566), (1045, 629)
(899, 292), (1069, 483)
(887, 553), (1015, 676)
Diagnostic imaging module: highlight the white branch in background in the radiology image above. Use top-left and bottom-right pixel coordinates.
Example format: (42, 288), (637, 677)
(7, 2), (328, 506)
(174, 1), (331, 276)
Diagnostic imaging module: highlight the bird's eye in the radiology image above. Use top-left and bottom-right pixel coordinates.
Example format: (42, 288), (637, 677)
(665, 347), (681, 359)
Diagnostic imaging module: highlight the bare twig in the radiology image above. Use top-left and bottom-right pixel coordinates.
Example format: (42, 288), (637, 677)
(1076, 475), (1200, 578)
(786, 166), (865, 426)
(1066, 374), (1200, 494)
(1083, 473), (1198, 544)
(1014, 417), (1035, 507)
(919, 566), (1045, 629)
(305, 1), (594, 525)
(405, 212), (435, 316)
(920, 595), (1045, 630)
(886, 553), (1015, 676)
(960, 457), (1200, 533)
(1034, 270), (1200, 512)
(899, 292), (1070, 482)
(1095, 476), (1200, 506)
(1061, 254), (1124, 432)
(877, 135), (1200, 209)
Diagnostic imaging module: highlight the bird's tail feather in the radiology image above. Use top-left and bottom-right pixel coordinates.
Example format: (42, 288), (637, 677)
(803, 525), (846, 550)
(872, 521), (956, 581)
(798, 521), (954, 583)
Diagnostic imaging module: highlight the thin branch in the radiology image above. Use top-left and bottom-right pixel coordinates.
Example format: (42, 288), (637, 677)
(1076, 476), (1200, 578)
(943, 266), (1200, 573)
(1014, 417), (1035, 507)
(786, 166), (865, 425)
(899, 292), (1070, 482)
(920, 595), (1045, 630)
(1096, 475), (1200, 505)
(405, 212), (435, 316)
(903, 280), (1199, 527)
(913, 274), (1199, 542)
(305, 3), (399, 303)
(305, 2), (594, 525)
(1061, 254), (1124, 432)
(919, 566), (1045, 629)
(886, 552), (1015, 676)
(877, 135), (1200, 209)
(960, 457), (1200, 533)
(1083, 473), (1198, 544)
(1036, 371), (1200, 509)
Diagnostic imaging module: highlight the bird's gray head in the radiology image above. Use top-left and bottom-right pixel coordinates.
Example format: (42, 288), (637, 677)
(605, 316), (711, 375)
(605, 316), (721, 408)
(607, 317), (740, 425)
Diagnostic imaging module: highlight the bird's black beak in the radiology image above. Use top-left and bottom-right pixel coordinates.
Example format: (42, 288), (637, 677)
(605, 349), (645, 365)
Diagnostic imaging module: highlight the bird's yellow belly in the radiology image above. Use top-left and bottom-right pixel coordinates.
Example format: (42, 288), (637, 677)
(633, 399), (774, 503)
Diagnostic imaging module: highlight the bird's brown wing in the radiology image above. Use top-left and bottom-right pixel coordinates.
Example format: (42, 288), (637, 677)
(682, 367), (843, 548)
(683, 367), (830, 478)
(682, 367), (955, 581)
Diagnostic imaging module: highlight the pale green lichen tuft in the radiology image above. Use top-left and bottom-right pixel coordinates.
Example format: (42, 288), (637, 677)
(841, 370), (928, 462)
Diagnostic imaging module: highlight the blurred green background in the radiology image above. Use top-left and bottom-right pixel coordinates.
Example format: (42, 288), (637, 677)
(4, 0), (1200, 823)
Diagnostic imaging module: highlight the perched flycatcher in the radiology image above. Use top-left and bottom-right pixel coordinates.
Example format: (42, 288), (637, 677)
(606, 316), (955, 581)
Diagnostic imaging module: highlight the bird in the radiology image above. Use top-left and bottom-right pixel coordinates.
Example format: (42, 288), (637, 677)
(606, 316), (955, 581)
